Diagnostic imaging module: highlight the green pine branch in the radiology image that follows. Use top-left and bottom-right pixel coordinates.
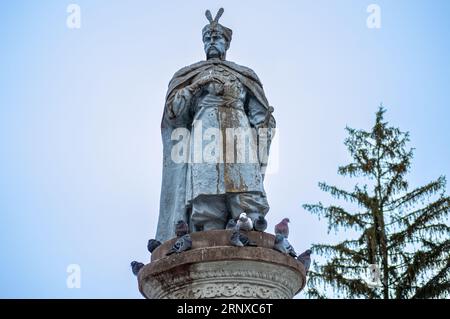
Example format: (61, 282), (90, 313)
(304, 106), (450, 299)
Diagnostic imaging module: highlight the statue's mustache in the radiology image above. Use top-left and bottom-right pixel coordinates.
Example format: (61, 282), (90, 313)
(206, 45), (220, 52)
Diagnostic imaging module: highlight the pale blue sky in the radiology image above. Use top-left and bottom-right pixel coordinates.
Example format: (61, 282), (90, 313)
(0, 0), (449, 298)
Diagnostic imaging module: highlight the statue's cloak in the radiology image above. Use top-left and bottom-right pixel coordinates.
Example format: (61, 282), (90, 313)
(155, 59), (274, 242)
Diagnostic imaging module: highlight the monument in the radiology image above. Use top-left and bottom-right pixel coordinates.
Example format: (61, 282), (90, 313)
(136, 8), (307, 299)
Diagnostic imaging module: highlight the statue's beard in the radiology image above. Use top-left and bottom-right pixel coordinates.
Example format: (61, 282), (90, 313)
(206, 46), (224, 59)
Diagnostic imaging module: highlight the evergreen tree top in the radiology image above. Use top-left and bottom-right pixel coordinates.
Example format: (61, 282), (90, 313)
(304, 106), (450, 299)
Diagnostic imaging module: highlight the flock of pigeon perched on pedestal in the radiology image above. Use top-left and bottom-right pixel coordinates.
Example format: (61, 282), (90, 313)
(131, 214), (312, 277)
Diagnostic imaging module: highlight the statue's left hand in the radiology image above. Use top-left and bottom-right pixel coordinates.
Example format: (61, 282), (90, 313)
(190, 74), (224, 92)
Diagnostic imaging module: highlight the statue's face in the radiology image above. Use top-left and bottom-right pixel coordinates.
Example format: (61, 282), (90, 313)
(203, 32), (228, 60)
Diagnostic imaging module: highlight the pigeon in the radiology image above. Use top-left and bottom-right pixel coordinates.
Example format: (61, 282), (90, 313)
(147, 239), (161, 253)
(166, 234), (192, 256)
(226, 219), (237, 230)
(230, 230), (257, 247)
(273, 234), (288, 254)
(253, 215), (267, 232)
(274, 218), (290, 238)
(297, 249), (312, 272)
(131, 261), (144, 276)
(230, 230), (244, 247)
(175, 220), (189, 237)
(239, 232), (257, 247)
(283, 237), (297, 258)
(237, 213), (253, 231)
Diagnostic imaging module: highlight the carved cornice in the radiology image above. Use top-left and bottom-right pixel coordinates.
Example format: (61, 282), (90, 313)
(139, 231), (307, 299)
(140, 258), (304, 299)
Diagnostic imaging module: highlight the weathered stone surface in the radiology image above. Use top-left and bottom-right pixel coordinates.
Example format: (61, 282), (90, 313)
(140, 9), (302, 299)
(156, 7), (276, 242)
(138, 230), (306, 299)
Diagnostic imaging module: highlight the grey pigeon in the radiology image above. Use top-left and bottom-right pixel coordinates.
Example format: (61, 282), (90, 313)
(283, 237), (297, 257)
(297, 249), (312, 272)
(131, 261), (144, 276)
(175, 220), (189, 237)
(274, 218), (290, 238)
(147, 239), (161, 253)
(253, 215), (267, 232)
(237, 213), (253, 231)
(273, 234), (288, 254)
(230, 230), (244, 247)
(239, 232), (257, 247)
(226, 219), (237, 230)
(230, 230), (257, 247)
(166, 234), (192, 255)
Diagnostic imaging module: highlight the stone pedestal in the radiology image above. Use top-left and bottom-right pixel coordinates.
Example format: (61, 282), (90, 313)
(138, 230), (306, 299)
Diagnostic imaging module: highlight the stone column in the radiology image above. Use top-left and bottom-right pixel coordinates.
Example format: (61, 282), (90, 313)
(138, 230), (307, 299)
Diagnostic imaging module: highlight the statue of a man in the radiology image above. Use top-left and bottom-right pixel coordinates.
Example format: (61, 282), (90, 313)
(155, 8), (276, 242)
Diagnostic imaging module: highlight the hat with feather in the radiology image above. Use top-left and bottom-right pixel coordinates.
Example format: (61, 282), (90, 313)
(202, 8), (233, 43)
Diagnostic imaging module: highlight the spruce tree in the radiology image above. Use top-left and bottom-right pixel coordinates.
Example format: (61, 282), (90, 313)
(304, 107), (450, 299)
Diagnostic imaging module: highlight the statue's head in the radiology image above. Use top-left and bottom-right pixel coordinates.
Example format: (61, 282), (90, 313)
(202, 8), (232, 60)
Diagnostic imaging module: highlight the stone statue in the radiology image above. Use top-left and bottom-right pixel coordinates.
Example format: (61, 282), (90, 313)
(155, 8), (276, 242)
